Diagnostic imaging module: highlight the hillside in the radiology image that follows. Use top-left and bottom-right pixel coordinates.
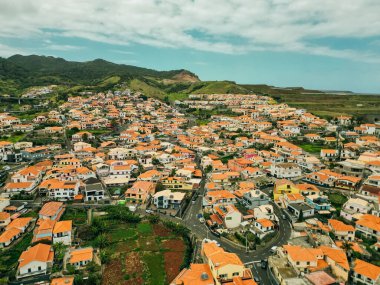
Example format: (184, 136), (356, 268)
(0, 54), (379, 120)
(0, 55), (200, 94)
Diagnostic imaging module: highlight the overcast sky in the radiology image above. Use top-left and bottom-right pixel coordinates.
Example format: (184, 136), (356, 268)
(1, 0), (380, 92)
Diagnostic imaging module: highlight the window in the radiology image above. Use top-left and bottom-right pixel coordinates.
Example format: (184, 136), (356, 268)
(232, 272), (239, 276)
(38, 266), (41, 271)
(28, 268), (32, 273)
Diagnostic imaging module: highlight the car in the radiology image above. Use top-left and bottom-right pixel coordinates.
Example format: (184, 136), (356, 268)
(261, 259), (267, 269)
(199, 217), (205, 223)
(3, 166), (10, 171)
(253, 276), (260, 284)
(282, 214), (287, 220)
(270, 246), (278, 253)
(145, 209), (154, 214)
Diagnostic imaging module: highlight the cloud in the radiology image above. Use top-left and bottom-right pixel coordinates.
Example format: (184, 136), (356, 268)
(0, 43), (27, 57)
(0, 0), (380, 61)
(44, 44), (83, 51)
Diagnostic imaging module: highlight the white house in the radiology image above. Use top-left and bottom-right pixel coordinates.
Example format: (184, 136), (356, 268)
(153, 190), (186, 210)
(17, 243), (54, 279)
(213, 204), (242, 229)
(53, 220), (72, 246)
(270, 163), (302, 179)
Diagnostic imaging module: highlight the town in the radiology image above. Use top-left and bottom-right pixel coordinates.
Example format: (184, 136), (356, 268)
(0, 87), (379, 285)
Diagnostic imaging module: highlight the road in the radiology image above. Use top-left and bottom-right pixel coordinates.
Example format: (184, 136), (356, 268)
(177, 158), (292, 284)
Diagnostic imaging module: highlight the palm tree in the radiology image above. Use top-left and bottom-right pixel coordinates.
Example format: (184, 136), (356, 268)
(342, 241), (353, 259)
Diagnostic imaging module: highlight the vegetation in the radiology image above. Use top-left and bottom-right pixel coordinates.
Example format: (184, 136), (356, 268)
(328, 192), (348, 211)
(242, 84), (380, 119)
(296, 141), (325, 154)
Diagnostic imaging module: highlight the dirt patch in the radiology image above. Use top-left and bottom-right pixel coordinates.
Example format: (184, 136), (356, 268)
(124, 252), (144, 285)
(102, 259), (125, 285)
(164, 251), (183, 283)
(153, 224), (171, 237)
(162, 239), (185, 252)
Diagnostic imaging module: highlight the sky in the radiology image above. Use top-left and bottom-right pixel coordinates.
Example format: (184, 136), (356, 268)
(1, 0), (380, 93)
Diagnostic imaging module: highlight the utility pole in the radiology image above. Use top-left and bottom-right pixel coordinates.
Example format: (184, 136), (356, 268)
(245, 232), (248, 253)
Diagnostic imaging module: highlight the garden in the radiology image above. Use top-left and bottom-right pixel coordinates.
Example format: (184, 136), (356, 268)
(75, 206), (190, 285)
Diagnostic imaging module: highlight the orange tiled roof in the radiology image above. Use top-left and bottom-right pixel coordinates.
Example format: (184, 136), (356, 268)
(353, 259), (380, 281)
(18, 243), (54, 268)
(69, 247), (93, 264)
(53, 220), (72, 234)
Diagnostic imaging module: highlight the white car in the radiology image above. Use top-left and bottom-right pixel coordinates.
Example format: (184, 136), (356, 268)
(145, 209), (154, 214)
(199, 217), (205, 223)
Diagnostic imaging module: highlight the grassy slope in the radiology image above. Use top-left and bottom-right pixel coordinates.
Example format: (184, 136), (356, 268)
(130, 78), (166, 99)
(242, 84), (380, 118)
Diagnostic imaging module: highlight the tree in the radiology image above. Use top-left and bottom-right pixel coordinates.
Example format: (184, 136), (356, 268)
(53, 242), (67, 262)
(94, 233), (110, 249)
(91, 217), (108, 235)
(110, 119), (118, 129)
(297, 210), (304, 222)
(155, 182), (165, 192)
(99, 250), (111, 264)
(204, 165), (212, 173)
(147, 215), (160, 224)
(82, 132), (89, 142)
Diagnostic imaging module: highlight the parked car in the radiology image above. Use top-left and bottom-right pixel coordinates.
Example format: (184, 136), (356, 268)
(270, 246), (278, 253)
(282, 214), (287, 220)
(145, 209), (154, 214)
(261, 259), (267, 269)
(199, 217), (205, 223)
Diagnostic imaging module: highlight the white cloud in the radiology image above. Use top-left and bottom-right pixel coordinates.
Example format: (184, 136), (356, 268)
(44, 44), (83, 51)
(0, 0), (380, 61)
(0, 43), (27, 57)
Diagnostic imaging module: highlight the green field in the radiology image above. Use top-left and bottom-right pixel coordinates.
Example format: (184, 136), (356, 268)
(296, 142), (325, 154)
(242, 85), (380, 119)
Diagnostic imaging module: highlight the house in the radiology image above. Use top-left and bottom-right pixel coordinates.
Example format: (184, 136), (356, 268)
(170, 263), (214, 285)
(125, 181), (156, 203)
(328, 219), (355, 241)
(0, 227), (22, 248)
(51, 277), (74, 285)
(320, 149), (338, 162)
(83, 177), (106, 202)
(305, 194), (331, 213)
(241, 189), (269, 209)
(153, 190), (186, 210)
(273, 179), (300, 204)
(43, 180), (80, 200)
(253, 218), (274, 238)
(270, 163), (302, 179)
(33, 219), (55, 243)
(203, 190), (236, 208)
(39, 202), (65, 221)
(201, 242), (253, 284)
(137, 169), (163, 182)
(340, 198), (372, 221)
(66, 247), (93, 269)
(287, 203), (315, 219)
(0, 211), (11, 229)
(213, 204), (242, 229)
(161, 177), (194, 191)
(53, 220), (72, 245)
(355, 214), (380, 239)
(17, 243), (54, 279)
(352, 259), (380, 285)
(6, 217), (32, 233)
(253, 205), (276, 221)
